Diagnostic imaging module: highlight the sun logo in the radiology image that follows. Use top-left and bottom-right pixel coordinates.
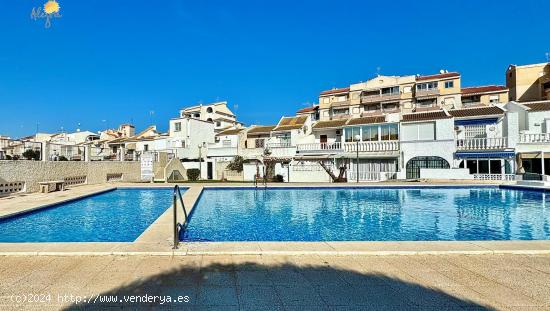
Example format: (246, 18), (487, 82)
(31, 0), (62, 28)
(43, 0), (60, 14)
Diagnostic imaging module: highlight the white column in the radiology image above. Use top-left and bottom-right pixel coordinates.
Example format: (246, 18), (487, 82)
(119, 146), (126, 161)
(542, 151), (546, 177)
(42, 142), (49, 162)
(84, 145), (91, 162)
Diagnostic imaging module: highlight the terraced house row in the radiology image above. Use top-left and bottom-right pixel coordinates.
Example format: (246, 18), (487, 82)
(206, 62), (550, 183)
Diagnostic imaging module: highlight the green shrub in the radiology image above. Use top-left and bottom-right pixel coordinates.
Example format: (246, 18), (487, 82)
(226, 156), (244, 172)
(187, 168), (200, 181)
(58, 155), (68, 161)
(22, 149), (40, 161)
(273, 174), (284, 182)
(6, 155), (12, 160)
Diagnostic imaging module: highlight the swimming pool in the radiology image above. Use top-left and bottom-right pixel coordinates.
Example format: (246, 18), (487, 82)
(184, 186), (550, 241)
(0, 188), (174, 242)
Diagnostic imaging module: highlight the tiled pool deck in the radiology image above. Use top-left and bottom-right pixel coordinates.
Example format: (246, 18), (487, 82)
(1, 182), (550, 256)
(2, 253), (550, 310)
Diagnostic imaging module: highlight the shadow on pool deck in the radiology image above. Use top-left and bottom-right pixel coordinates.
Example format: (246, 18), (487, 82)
(63, 260), (495, 310)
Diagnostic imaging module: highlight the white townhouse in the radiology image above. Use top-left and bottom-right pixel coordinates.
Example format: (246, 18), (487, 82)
(179, 101), (242, 132)
(506, 100), (550, 178)
(168, 117), (215, 160)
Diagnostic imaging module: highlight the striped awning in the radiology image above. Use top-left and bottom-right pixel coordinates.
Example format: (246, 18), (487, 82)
(455, 151), (515, 159)
(455, 118), (498, 126)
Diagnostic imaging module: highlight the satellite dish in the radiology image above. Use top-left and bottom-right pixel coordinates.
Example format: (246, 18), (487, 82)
(439, 69), (445, 74)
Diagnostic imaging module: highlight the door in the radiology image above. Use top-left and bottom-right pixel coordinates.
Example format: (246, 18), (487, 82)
(406, 156), (450, 179)
(207, 162), (213, 180)
(320, 135), (327, 149)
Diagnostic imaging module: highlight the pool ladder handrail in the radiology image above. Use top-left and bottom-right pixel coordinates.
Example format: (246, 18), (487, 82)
(172, 185), (188, 249)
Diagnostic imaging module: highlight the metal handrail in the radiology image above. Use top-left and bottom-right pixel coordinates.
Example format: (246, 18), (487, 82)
(172, 185), (188, 249)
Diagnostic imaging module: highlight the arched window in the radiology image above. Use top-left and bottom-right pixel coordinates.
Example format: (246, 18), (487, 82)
(406, 156), (449, 179)
(207, 118), (213, 122)
(206, 107), (213, 113)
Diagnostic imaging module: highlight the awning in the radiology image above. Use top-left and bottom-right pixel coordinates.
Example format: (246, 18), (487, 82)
(519, 152), (550, 159)
(455, 151), (515, 159)
(455, 118), (498, 126)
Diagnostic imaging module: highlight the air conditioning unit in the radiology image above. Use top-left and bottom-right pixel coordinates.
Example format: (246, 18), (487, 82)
(455, 125), (465, 132)
(336, 130), (341, 135)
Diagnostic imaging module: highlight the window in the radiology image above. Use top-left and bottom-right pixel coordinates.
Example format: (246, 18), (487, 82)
(216, 121), (221, 127)
(255, 139), (265, 148)
(364, 104), (381, 112)
(464, 125), (486, 139)
(207, 118), (213, 122)
(417, 82), (438, 91)
(194, 113), (200, 118)
(174, 122), (181, 132)
(362, 125), (378, 141)
(206, 107), (213, 113)
(401, 122), (435, 141)
(332, 108), (349, 116)
(380, 124), (398, 140)
(382, 103), (398, 111)
(416, 99), (435, 108)
(345, 127), (360, 142)
(382, 86), (399, 95)
(444, 81), (454, 88)
(144, 144), (149, 152)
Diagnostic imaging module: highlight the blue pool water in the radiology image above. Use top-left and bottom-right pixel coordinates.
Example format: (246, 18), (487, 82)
(184, 187), (550, 241)
(0, 188), (173, 242)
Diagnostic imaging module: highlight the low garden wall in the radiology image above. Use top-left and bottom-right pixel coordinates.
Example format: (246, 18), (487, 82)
(0, 161), (141, 193)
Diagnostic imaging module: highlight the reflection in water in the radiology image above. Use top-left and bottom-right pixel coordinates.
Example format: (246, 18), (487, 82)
(185, 187), (550, 241)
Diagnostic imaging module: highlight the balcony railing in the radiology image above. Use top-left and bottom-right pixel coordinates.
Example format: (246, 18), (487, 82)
(296, 142), (343, 153)
(456, 137), (508, 150)
(361, 93), (401, 104)
(331, 114), (351, 120)
(266, 142), (293, 148)
(519, 133), (550, 144)
(416, 88), (440, 97)
(330, 100), (351, 107)
(344, 141), (400, 153)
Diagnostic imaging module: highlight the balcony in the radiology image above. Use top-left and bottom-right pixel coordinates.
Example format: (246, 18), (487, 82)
(330, 100), (351, 108)
(343, 141), (400, 153)
(519, 133), (550, 144)
(416, 88), (440, 97)
(296, 142), (343, 154)
(361, 93), (401, 104)
(473, 174), (515, 181)
(456, 137), (508, 150)
(266, 142), (292, 148)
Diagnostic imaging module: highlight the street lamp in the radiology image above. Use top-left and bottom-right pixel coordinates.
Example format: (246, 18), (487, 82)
(354, 134), (361, 183)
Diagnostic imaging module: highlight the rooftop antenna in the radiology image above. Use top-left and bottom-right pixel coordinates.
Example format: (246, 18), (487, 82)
(546, 52), (550, 62)
(149, 110), (155, 126)
(376, 66), (381, 77)
(77, 122), (81, 132)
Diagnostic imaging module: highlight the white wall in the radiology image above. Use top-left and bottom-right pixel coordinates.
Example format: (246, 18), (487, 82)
(420, 168), (473, 180)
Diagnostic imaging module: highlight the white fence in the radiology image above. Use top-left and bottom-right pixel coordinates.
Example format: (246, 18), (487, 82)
(456, 137), (508, 150)
(473, 174), (515, 181)
(346, 170), (397, 182)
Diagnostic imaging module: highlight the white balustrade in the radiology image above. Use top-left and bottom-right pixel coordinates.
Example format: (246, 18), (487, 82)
(296, 142), (342, 152)
(519, 133), (550, 144)
(456, 137), (508, 150)
(343, 141), (400, 153)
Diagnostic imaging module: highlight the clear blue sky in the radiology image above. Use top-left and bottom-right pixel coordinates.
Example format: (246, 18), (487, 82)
(1, 0), (549, 138)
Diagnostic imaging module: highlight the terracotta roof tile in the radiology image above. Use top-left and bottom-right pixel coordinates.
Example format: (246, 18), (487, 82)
(296, 105), (318, 114)
(523, 101), (550, 112)
(247, 125), (276, 134)
(402, 110), (451, 122)
(216, 128), (243, 136)
(320, 87), (350, 96)
(462, 85), (508, 95)
(346, 116), (386, 126)
(273, 115), (308, 131)
(448, 106), (504, 118)
(416, 72), (460, 82)
(312, 119), (348, 129)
